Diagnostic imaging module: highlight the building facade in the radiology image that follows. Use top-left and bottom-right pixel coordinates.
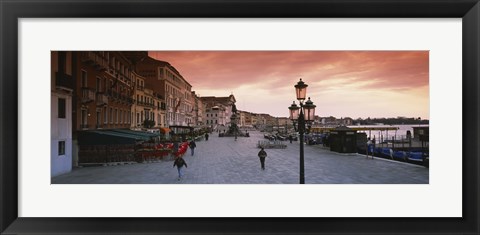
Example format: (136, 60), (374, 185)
(76, 51), (134, 132)
(192, 92), (204, 127)
(135, 57), (192, 126)
(132, 72), (151, 128)
(205, 104), (226, 129)
(201, 95), (236, 130)
(51, 51), (75, 177)
(132, 71), (167, 129)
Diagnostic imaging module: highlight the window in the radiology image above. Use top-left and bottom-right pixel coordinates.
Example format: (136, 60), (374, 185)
(96, 111), (101, 127)
(81, 109), (87, 126)
(58, 141), (65, 156)
(96, 77), (102, 92)
(111, 57), (115, 68)
(110, 107), (113, 124)
(104, 77), (108, 92)
(58, 98), (66, 119)
(58, 52), (66, 74)
(81, 70), (87, 87)
(104, 107), (108, 124)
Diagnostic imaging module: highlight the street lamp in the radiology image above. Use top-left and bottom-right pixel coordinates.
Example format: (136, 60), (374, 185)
(288, 78), (316, 184)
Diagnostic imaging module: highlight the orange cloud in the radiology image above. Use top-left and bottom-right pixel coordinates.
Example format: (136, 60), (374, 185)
(149, 51), (429, 119)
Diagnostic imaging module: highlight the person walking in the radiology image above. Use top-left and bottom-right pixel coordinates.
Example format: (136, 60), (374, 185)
(288, 135), (293, 143)
(366, 138), (372, 158)
(189, 139), (197, 156)
(173, 157), (188, 180)
(257, 147), (267, 170)
(205, 133), (209, 141)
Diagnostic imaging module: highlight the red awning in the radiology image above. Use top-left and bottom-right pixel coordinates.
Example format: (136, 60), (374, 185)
(159, 127), (171, 134)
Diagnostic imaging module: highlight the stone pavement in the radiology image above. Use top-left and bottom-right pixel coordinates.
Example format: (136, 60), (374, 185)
(52, 131), (429, 184)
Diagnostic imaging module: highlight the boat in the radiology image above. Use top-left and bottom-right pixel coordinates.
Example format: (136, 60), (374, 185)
(392, 151), (408, 161)
(407, 152), (424, 162)
(377, 147), (393, 159)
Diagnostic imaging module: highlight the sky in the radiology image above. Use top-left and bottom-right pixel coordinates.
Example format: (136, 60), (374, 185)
(149, 51), (429, 120)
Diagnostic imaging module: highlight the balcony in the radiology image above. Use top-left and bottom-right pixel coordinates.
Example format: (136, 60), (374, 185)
(119, 95), (126, 104)
(81, 52), (108, 71)
(81, 87), (96, 103)
(96, 92), (108, 106)
(107, 65), (116, 76)
(108, 93), (132, 105)
(137, 101), (154, 108)
(108, 90), (119, 100)
(55, 72), (74, 90)
(154, 93), (164, 100)
(118, 73), (129, 82)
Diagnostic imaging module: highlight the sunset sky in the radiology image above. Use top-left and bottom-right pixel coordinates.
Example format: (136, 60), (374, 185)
(149, 51), (429, 120)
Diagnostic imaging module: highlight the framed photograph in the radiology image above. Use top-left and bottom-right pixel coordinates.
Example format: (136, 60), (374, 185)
(1, 0), (478, 234)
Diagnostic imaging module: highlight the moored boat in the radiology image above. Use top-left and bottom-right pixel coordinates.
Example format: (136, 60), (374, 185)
(392, 151), (408, 161)
(407, 152), (424, 162)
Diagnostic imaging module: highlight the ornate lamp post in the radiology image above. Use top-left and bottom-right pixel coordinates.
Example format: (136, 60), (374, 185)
(288, 79), (316, 184)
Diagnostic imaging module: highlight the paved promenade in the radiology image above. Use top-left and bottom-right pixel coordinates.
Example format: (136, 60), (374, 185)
(52, 131), (429, 184)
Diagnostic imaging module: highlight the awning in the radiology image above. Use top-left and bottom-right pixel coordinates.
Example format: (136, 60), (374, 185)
(78, 131), (140, 145)
(159, 127), (171, 134)
(110, 129), (159, 138)
(78, 129), (158, 145)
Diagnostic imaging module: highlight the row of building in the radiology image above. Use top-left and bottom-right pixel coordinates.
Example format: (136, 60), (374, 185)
(51, 51), (296, 176)
(51, 51), (363, 177)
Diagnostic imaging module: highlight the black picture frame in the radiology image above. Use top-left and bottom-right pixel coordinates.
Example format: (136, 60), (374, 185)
(1, 0), (478, 234)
